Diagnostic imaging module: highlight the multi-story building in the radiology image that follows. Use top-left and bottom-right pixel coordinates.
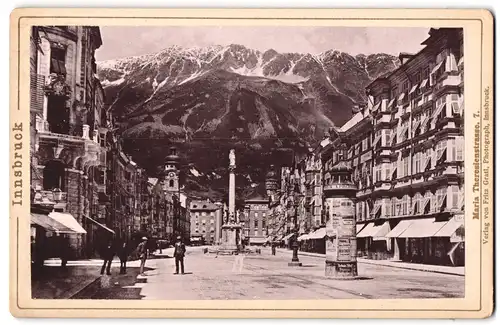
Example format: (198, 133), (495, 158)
(301, 145), (325, 231)
(189, 199), (221, 245)
(243, 195), (269, 246)
(324, 27), (465, 266)
(30, 26), (110, 259)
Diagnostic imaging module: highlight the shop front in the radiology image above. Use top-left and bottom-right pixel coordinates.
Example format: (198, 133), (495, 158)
(389, 214), (464, 266)
(30, 210), (87, 272)
(356, 220), (391, 259)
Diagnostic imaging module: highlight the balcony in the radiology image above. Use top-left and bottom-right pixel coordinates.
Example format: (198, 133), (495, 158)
(323, 182), (357, 192)
(435, 75), (461, 91)
(32, 189), (68, 206)
(36, 116), (105, 168)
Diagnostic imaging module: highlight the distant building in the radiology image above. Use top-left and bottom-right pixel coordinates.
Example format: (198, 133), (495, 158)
(190, 200), (220, 245)
(244, 195), (269, 246)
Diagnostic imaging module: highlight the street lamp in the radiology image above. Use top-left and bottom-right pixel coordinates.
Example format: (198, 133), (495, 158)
(52, 188), (63, 202)
(288, 183), (303, 267)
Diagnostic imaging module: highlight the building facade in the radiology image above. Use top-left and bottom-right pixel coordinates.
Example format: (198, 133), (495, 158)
(190, 200), (220, 245)
(30, 26), (110, 259)
(326, 27), (465, 266)
(244, 195), (270, 245)
(262, 28), (464, 266)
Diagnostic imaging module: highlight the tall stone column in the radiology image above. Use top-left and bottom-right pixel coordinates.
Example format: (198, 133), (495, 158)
(217, 149), (241, 253)
(229, 166), (235, 218)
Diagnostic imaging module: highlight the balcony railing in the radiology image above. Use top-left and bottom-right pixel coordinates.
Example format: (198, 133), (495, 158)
(323, 183), (357, 191)
(33, 189), (68, 205)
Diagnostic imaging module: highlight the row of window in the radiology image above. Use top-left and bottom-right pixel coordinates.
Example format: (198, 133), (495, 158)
(193, 212), (216, 217)
(372, 49), (460, 107)
(371, 137), (463, 182)
(355, 185), (463, 220)
(194, 228), (215, 233)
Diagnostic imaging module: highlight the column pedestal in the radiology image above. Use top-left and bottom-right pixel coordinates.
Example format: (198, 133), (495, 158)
(325, 260), (358, 278)
(218, 223), (241, 254)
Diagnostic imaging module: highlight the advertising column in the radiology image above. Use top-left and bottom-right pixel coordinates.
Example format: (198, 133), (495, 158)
(325, 196), (358, 278)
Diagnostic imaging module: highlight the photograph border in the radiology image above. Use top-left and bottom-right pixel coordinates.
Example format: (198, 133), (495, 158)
(9, 8), (494, 318)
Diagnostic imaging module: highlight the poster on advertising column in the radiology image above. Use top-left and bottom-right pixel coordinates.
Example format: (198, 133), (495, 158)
(326, 197), (356, 262)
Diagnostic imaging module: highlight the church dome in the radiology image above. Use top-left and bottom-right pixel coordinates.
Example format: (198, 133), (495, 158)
(165, 147), (180, 164)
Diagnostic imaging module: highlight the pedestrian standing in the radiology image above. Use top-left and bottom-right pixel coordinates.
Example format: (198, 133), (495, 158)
(138, 237), (149, 276)
(100, 239), (114, 276)
(174, 236), (186, 275)
(118, 240), (129, 274)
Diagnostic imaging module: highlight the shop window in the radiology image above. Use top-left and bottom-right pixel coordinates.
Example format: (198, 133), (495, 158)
(43, 160), (66, 191)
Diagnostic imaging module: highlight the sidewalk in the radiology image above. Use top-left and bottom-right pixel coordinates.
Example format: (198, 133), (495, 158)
(274, 248), (464, 276)
(32, 258), (148, 299)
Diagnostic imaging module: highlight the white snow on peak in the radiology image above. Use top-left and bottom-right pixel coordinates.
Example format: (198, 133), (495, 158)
(100, 77), (125, 87)
(190, 167), (202, 177)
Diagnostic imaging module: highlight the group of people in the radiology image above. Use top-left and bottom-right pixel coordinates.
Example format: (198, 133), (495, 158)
(100, 236), (187, 276)
(100, 236), (150, 276)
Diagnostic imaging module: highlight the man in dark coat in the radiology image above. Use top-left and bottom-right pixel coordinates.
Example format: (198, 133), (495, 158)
(118, 240), (129, 274)
(173, 236), (186, 275)
(100, 239), (114, 275)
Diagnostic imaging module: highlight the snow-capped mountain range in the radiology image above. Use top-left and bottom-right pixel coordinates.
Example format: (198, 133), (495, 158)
(97, 44), (399, 200)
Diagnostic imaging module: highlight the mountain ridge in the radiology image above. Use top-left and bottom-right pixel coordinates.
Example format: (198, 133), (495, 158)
(97, 44), (400, 200)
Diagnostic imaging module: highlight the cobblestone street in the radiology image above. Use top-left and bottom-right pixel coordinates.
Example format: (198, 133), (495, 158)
(73, 247), (464, 300)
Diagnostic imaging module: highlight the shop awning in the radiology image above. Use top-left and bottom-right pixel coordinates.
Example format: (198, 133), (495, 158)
(282, 233), (294, 241)
(372, 222), (391, 241)
(409, 84), (418, 95)
(48, 212), (86, 234)
(398, 218), (447, 238)
(356, 223), (367, 234)
(308, 228), (326, 240)
(85, 216), (115, 234)
(386, 219), (413, 238)
(433, 217), (464, 237)
(458, 57), (464, 67)
(357, 222), (390, 239)
(31, 213), (71, 233)
(297, 234), (310, 241)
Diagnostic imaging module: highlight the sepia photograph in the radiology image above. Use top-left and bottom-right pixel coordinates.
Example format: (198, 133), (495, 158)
(10, 8), (493, 318)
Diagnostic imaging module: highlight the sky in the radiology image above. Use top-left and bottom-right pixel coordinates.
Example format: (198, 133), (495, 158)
(95, 26), (430, 61)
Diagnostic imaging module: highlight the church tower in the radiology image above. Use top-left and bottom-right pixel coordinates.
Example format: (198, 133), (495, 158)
(163, 147), (180, 195)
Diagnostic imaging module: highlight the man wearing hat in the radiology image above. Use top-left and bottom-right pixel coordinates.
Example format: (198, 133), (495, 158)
(173, 236), (186, 274)
(138, 237), (149, 276)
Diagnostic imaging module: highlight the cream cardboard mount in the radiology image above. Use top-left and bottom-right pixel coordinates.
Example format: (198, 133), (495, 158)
(9, 8), (494, 318)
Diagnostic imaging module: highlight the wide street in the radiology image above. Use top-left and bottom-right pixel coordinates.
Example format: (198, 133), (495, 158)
(73, 247), (464, 300)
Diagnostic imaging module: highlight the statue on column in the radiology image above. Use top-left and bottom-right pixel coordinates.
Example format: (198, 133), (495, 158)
(229, 149), (236, 167)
